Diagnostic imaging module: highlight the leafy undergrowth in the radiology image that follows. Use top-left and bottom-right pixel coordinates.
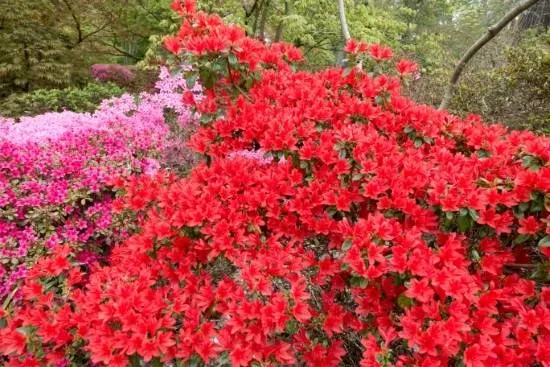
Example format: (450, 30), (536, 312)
(1, 1), (549, 366)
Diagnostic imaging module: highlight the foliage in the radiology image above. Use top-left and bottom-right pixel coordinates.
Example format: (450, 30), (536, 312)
(0, 83), (125, 118)
(447, 30), (550, 135)
(286, 0), (410, 66)
(1, 2), (549, 366)
(179, 0), (509, 70)
(142, 0), (418, 68)
(0, 69), (196, 308)
(0, 0), (175, 95)
(0, 0), (80, 96)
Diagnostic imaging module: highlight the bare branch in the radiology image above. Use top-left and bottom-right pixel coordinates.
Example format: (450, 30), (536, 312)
(98, 41), (140, 61)
(243, 0), (260, 19)
(67, 22), (111, 49)
(439, 0), (541, 110)
(60, 0), (83, 43)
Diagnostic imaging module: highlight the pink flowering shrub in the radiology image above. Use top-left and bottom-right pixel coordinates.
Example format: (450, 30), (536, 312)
(0, 67), (197, 304)
(91, 64), (136, 87)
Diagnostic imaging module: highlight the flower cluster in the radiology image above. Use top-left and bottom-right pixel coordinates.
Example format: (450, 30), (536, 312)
(1, 1), (549, 366)
(91, 64), (136, 87)
(0, 68), (195, 304)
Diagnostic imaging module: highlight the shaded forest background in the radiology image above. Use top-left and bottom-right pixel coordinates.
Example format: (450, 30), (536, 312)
(1, 0), (550, 134)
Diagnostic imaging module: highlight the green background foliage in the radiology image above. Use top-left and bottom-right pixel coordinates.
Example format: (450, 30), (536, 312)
(0, 83), (125, 118)
(1, 0), (549, 135)
(0, 0), (173, 96)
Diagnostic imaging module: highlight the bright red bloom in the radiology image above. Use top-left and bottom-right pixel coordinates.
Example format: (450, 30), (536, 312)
(405, 278), (434, 303)
(1, 1), (549, 366)
(163, 35), (182, 54)
(369, 44), (393, 61)
(396, 59), (418, 75)
(518, 216), (542, 234)
(0, 328), (26, 355)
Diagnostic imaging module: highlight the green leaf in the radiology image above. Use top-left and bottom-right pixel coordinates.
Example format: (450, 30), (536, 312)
(342, 238), (353, 251)
(228, 53), (238, 67)
(199, 114), (213, 125)
(530, 262), (549, 281)
(186, 74), (198, 89)
(518, 202), (530, 213)
(468, 209), (479, 221)
(397, 293), (413, 309)
(285, 319), (299, 335)
(539, 235), (550, 248)
(199, 67), (215, 89)
(457, 214), (472, 232)
(2, 285), (19, 310)
(513, 234), (530, 245)
(211, 59), (225, 72)
(349, 275), (368, 288)
(414, 138), (423, 148)
(189, 355), (202, 367)
(522, 155), (541, 170)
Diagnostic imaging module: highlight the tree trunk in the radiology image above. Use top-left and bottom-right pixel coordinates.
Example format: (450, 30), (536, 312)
(274, 0), (289, 42)
(337, 0), (351, 67)
(259, 0), (270, 41)
(439, 0), (541, 110)
(337, 0), (351, 42)
(23, 42), (32, 92)
(251, 0), (265, 36)
(243, 0), (260, 35)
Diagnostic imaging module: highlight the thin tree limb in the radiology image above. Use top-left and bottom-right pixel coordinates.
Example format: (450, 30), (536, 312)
(67, 22), (111, 49)
(244, 0), (260, 18)
(303, 36), (331, 58)
(439, 0), (541, 110)
(505, 263), (537, 269)
(60, 0), (83, 43)
(225, 57), (252, 102)
(98, 41), (141, 60)
(136, 0), (163, 22)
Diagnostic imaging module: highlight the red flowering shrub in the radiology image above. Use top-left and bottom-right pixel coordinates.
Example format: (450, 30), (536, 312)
(1, 1), (550, 366)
